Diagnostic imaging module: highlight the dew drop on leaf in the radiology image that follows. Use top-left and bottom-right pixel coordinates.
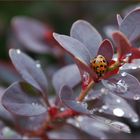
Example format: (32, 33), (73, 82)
(133, 94), (140, 100)
(82, 72), (90, 87)
(102, 105), (108, 110)
(121, 72), (127, 77)
(110, 121), (131, 133)
(36, 63), (41, 68)
(16, 49), (21, 54)
(131, 117), (139, 123)
(113, 108), (125, 117)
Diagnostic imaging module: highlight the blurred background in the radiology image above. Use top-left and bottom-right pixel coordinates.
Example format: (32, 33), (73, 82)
(0, 0), (139, 60)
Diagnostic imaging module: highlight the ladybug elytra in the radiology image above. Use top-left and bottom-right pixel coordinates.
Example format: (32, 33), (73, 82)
(90, 55), (108, 77)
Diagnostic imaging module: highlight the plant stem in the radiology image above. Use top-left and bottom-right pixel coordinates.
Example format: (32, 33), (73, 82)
(77, 80), (94, 102)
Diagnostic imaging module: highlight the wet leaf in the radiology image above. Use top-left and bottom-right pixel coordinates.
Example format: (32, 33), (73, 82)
(12, 16), (51, 54)
(9, 49), (49, 102)
(70, 20), (102, 58)
(59, 85), (89, 114)
(2, 81), (47, 116)
(102, 72), (140, 100)
(86, 89), (138, 121)
(97, 39), (114, 63)
(48, 123), (93, 139)
(15, 113), (47, 131)
(119, 8), (140, 42)
(53, 33), (91, 64)
(52, 64), (81, 94)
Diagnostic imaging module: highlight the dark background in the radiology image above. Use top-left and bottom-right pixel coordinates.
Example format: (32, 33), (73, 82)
(0, 0), (139, 59)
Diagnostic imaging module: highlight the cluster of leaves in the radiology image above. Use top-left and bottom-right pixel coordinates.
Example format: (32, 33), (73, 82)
(1, 7), (140, 140)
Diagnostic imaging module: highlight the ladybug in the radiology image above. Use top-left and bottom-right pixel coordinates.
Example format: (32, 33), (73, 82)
(90, 55), (108, 77)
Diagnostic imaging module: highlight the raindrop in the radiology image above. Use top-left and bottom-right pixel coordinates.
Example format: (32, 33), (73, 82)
(132, 66), (137, 70)
(116, 80), (128, 93)
(36, 63), (41, 68)
(131, 117), (139, 123)
(76, 101), (80, 104)
(16, 49), (21, 54)
(75, 122), (80, 128)
(113, 108), (124, 117)
(98, 109), (103, 113)
(102, 79), (128, 93)
(102, 105), (108, 110)
(116, 99), (121, 103)
(60, 107), (65, 111)
(82, 72), (90, 86)
(133, 94), (140, 100)
(121, 72), (127, 77)
(110, 121), (131, 133)
(76, 116), (83, 122)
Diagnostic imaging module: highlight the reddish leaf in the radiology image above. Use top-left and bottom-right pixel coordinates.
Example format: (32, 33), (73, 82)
(2, 81), (47, 116)
(112, 31), (131, 61)
(97, 39), (114, 63)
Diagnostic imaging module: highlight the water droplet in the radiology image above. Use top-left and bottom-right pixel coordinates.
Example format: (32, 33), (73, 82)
(81, 102), (88, 109)
(116, 99), (121, 103)
(116, 80), (128, 93)
(113, 108), (124, 117)
(132, 66), (137, 70)
(75, 122), (80, 128)
(110, 121), (131, 133)
(131, 117), (139, 123)
(16, 49), (21, 54)
(36, 63), (41, 68)
(76, 101), (80, 104)
(60, 107), (65, 111)
(82, 72), (90, 86)
(133, 94), (140, 100)
(102, 79), (128, 93)
(121, 72), (127, 77)
(102, 105), (108, 110)
(76, 116), (83, 122)
(99, 109), (103, 113)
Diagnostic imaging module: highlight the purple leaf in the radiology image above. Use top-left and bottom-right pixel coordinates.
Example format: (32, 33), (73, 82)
(48, 123), (93, 139)
(11, 16), (51, 54)
(9, 49), (49, 104)
(2, 81), (47, 116)
(52, 64), (81, 94)
(119, 8), (140, 42)
(97, 39), (114, 63)
(53, 33), (91, 65)
(86, 90), (138, 121)
(70, 20), (102, 59)
(15, 113), (47, 131)
(59, 85), (89, 114)
(117, 14), (123, 26)
(102, 72), (140, 100)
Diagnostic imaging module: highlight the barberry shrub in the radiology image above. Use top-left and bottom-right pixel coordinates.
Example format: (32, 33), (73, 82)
(1, 7), (140, 140)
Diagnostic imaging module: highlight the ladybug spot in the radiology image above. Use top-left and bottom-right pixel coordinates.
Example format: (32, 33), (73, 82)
(100, 65), (103, 67)
(103, 60), (106, 63)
